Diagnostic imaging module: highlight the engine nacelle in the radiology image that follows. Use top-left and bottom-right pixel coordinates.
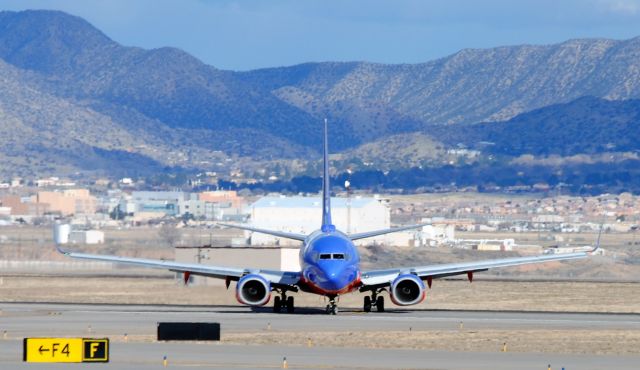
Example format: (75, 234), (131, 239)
(236, 274), (271, 306)
(390, 274), (426, 306)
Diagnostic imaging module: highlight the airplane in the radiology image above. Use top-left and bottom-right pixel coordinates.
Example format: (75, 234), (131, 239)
(54, 119), (600, 315)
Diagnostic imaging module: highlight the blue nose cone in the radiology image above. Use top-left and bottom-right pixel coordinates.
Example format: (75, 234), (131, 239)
(316, 263), (356, 292)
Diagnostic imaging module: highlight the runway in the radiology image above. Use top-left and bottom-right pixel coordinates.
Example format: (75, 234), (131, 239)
(1, 302), (639, 369)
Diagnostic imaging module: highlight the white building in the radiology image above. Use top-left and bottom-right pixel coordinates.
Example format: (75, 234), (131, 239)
(69, 230), (105, 244)
(178, 195), (206, 219)
(420, 224), (456, 246)
(544, 246), (606, 256)
(248, 196), (390, 246)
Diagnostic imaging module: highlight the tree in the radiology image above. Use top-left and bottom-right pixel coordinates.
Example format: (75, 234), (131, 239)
(109, 205), (126, 220)
(182, 212), (194, 225)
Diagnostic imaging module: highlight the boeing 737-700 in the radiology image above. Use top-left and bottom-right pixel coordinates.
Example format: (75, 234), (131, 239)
(55, 120), (599, 314)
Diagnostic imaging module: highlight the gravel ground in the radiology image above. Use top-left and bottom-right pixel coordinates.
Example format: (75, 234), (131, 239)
(223, 329), (640, 355)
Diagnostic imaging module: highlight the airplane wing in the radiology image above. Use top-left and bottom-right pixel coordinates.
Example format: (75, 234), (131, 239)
(218, 223), (307, 242)
(348, 223), (427, 241)
(361, 251), (592, 287)
(362, 223), (603, 287)
(54, 244), (301, 286)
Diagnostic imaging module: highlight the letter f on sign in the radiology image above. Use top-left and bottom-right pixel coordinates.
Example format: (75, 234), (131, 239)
(90, 343), (99, 358)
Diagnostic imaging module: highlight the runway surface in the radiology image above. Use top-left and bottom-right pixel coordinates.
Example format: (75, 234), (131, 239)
(1, 302), (639, 369)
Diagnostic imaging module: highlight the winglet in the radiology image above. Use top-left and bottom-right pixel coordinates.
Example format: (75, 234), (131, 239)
(53, 223), (70, 255)
(321, 118), (335, 233)
(54, 243), (69, 255)
(590, 222), (604, 254)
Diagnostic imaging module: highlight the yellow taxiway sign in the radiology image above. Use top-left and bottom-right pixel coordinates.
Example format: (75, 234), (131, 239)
(23, 338), (108, 363)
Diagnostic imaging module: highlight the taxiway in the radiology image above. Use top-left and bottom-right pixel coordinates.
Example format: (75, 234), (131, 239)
(1, 302), (638, 369)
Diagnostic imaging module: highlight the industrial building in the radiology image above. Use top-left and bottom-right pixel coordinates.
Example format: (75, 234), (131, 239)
(0, 195), (50, 216)
(131, 191), (186, 217)
(2, 189), (99, 217)
(125, 191), (245, 221)
(247, 196), (391, 246)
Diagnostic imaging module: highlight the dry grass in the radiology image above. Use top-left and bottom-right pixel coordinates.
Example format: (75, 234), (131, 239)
(95, 329), (640, 355)
(223, 329), (640, 355)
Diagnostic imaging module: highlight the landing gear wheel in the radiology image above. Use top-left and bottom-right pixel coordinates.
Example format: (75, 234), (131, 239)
(273, 296), (282, 313)
(363, 296), (372, 312)
(326, 297), (338, 315)
(376, 296), (385, 312)
(286, 296), (295, 313)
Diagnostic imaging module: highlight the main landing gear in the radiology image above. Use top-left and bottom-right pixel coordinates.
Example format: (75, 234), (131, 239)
(325, 296), (338, 315)
(273, 290), (294, 313)
(363, 290), (385, 312)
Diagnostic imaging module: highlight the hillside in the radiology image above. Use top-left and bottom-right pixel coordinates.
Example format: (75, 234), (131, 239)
(432, 96), (640, 156)
(0, 10), (321, 150)
(240, 37), (640, 134)
(335, 133), (448, 171)
(1, 10), (640, 181)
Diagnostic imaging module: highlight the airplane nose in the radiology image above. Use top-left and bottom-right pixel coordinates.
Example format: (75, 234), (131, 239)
(317, 265), (354, 291)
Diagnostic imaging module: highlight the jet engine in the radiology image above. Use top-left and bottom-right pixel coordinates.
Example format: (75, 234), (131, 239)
(236, 274), (271, 306)
(390, 274), (426, 306)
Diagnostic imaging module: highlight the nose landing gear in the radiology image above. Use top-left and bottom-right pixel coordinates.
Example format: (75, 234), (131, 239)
(325, 297), (338, 315)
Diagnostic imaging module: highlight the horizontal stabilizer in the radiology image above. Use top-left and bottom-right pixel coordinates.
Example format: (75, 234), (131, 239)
(348, 223), (427, 241)
(217, 223), (307, 242)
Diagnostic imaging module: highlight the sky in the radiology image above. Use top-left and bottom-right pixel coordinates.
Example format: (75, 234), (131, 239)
(2, 0), (640, 71)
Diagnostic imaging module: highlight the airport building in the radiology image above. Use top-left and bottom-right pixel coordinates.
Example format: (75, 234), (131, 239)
(0, 195), (50, 216)
(420, 223), (456, 246)
(126, 190), (245, 221)
(5, 189), (99, 216)
(69, 230), (105, 244)
(247, 196), (391, 246)
(131, 191), (186, 217)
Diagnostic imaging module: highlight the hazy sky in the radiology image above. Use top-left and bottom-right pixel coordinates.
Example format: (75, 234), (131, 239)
(2, 0), (640, 71)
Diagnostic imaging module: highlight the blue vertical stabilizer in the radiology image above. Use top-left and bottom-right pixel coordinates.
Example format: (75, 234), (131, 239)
(321, 119), (335, 232)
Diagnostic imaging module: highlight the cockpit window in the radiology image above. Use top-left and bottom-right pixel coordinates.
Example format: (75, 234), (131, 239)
(317, 253), (348, 260)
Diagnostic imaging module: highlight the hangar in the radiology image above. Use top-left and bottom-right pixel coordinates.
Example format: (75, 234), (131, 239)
(247, 196), (390, 246)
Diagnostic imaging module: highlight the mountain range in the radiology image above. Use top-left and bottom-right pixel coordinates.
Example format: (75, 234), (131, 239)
(0, 10), (639, 184)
